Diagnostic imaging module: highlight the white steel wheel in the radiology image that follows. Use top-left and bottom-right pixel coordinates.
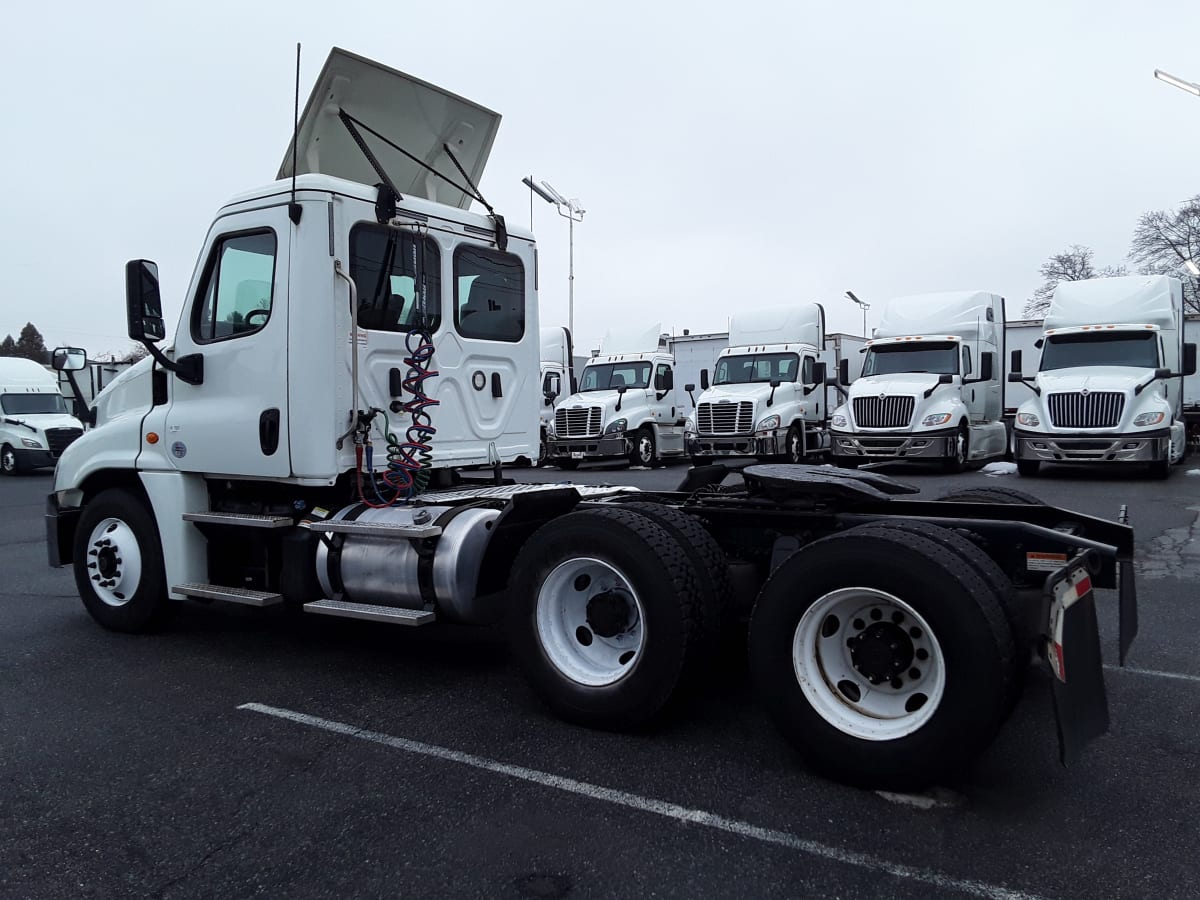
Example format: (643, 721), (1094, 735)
(1, 445), (19, 475)
(792, 587), (945, 741)
(83, 517), (145, 607)
(535, 557), (646, 687)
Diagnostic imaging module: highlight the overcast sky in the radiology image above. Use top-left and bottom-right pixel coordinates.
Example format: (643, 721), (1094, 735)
(2, 0), (1199, 356)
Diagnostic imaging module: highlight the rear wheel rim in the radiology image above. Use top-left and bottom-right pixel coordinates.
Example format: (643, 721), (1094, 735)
(84, 517), (144, 607)
(793, 587), (946, 740)
(535, 557), (645, 686)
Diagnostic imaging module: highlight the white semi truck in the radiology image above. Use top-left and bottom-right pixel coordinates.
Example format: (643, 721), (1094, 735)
(1009, 275), (1197, 478)
(687, 305), (831, 464)
(830, 291), (1008, 471)
(537, 326), (573, 465)
(45, 48), (1140, 789)
(546, 324), (690, 469)
(0, 355), (85, 475)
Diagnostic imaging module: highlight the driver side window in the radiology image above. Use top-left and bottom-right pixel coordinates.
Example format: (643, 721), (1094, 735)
(194, 230), (277, 343)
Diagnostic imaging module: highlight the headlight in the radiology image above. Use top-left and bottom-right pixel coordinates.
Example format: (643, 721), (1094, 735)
(921, 413), (953, 427)
(755, 414), (781, 433)
(1017, 412), (1040, 427)
(604, 418), (628, 435)
(21, 437), (42, 449)
(1133, 411), (1165, 427)
(831, 414), (847, 428)
(684, 417), (696, 436)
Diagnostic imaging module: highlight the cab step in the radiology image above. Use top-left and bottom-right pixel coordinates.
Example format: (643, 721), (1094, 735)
(303, 599), (435, 625)
(301, 520), (442, 538)
(173, 583), (284, 606)
(183, 512), (293, 528)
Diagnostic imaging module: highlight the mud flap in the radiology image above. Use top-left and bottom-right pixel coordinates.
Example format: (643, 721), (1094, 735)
(1044, 552), (1110, 766)
(1118, 560), (1137, 666)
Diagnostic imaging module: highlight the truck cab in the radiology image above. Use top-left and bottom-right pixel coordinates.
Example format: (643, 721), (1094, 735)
(0, 356), (85, 475)
(537, 326), (572, 465)
(687, 304), (829, 463)
(830, 291), (1007, 471)
(547, 332), (687, 468)
(1011, 275), (1197, 478)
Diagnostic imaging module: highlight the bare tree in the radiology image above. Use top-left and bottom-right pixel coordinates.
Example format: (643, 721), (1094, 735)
(1024, 246), (1126, 318)
(1129, 194), (1200, 314)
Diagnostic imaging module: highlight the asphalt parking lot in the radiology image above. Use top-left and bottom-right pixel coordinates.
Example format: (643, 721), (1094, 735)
(3, 459), (1200, 899)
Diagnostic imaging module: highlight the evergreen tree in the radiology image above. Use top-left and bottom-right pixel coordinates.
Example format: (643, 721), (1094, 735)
(0, 335), (15, 357)
(14, 322), (50, 364)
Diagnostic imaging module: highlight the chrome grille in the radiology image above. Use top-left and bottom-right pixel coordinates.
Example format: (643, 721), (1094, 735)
(1047, 392), (1124, 429)
(696, 401), (754, 435)
(45, 427), (83, 457)
(852, 396), (916, 429)
(555, 406), (603, 438)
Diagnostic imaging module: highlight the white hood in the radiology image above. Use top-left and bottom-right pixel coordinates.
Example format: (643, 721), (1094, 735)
(3, 412), (81, 433)
(1034, 367), (1152, 394)
(848, 372), (948, 397)
(699, 383), (778, 405)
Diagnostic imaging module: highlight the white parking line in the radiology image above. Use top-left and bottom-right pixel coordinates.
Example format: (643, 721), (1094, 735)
(239, 702), (1040, 900)
(1107, 664), (1200, 684)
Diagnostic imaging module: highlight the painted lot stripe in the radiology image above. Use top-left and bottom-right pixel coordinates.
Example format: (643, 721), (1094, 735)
(239, 702), (1040, 900)
(1107, 664), (1200, 685)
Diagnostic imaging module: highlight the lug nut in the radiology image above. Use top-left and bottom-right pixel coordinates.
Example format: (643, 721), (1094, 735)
(916, 648), (929, 661)
(909, 668), (921, 679)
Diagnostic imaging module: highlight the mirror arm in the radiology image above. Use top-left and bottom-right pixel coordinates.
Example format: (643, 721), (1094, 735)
(143, 341), (204, 386)
(62, 370), (96, 427)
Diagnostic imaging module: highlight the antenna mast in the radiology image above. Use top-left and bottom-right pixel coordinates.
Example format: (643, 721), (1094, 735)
(289, 42), (303, 224)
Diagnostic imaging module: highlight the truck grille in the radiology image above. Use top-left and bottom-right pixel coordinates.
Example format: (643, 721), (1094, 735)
(697, 401), (754, 435)
(45, 427), (83, 457)
(1047, 392), (1124, 429)
(555, 406), (603, 438)
(852, 396), (915, 429)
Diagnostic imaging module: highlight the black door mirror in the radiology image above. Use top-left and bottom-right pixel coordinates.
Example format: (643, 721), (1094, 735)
(654, 371), (665, 391)
(1009, 349), (1022, 376)
(126, 259), (166, 343)
(700, 369), (709, 390)
(838, 358), (850, 386)
(1184, 343), (1197, 377)
(52, 347), (87, 372)
(663, 369), (674, 390)
(810, 362), (827, 386)
(617, 384), (627, 395)
(977, 352), (994, 382)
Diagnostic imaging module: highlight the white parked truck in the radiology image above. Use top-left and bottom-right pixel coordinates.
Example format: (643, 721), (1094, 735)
(0, 354), (85, 475)
(537, 326), (573, 465)
(1009, 275), (1197, 478)
(687, 304), (831, 463)
(546, 324), (689, 469)
(830, 291), (1008, 471)
(46, 48), (1140, 789)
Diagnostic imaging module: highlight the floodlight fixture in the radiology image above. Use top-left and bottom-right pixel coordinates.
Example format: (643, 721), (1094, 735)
(522, 176), (558, 205)
(845, 291), (870, 337)
(523, 174), (587, 336)
(540, 180), (570, 207)
(1154, 69), (1200, 97)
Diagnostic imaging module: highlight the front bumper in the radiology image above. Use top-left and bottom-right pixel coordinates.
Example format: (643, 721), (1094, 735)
(547, 435), (629, 460)
(831, 427), (956, 461)
(12, 447), (57, 470)
(1014, 428), (1170, 463)
(45, 493), (79, 567)
(688, 429), (783, 458)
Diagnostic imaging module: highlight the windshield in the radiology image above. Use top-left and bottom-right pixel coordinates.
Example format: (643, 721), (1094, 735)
(1039, 332), (1160, 371)
(862, 342), (958, 377)
(1, 392), (68, 415)
(578, 361), (651, 392)
(714, 353), (799, 385)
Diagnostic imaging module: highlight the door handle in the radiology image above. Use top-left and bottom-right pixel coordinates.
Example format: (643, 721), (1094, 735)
(259, 408), (280, 456)
(491, 372), (503, 398)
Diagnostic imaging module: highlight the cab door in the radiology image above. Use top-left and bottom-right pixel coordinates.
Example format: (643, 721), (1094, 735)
(164, 207), (291, 477)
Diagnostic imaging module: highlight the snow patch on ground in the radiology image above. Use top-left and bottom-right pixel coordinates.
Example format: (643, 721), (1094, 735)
(981, 462), (1018, 477)
(875, 787), (965, 810)
(1188, 469), (1200, 476)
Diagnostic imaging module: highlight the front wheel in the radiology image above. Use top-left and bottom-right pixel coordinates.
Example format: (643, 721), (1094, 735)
(628, 427), (657, 468)
(72, 488), (173, 632)
(779, 425), (804, 464)
(1, 444), (25, 476)
(942, 423), (969, 473)
(748, 524), (1013, 789)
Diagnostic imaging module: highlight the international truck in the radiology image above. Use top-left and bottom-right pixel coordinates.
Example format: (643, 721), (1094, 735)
(537, 326), (573, 465)
(687, 305), (832, 463)
(45, 47), (1139, 789)
(546, 324), (691, 469)
(0, 355), (85, 475)
(1010, 275), (1197, 478)
(830, 291), (1008, 471)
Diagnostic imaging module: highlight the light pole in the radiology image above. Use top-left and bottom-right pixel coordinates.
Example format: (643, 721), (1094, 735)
(1154, 68), (1200, 97)
(523, 176), (585, 336)
(845, 290), (870, 338)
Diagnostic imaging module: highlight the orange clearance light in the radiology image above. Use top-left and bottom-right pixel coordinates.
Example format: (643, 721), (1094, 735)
(146, 432), (159, 445)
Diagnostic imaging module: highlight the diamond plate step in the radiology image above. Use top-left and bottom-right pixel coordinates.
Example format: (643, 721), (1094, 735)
(300, 520), (442, 538)
(183, 512), (293, 528)
(174, 583), (283, 606)
(302, 599), (435, 625)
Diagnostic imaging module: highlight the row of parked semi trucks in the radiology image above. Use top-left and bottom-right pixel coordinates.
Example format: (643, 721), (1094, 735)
(538, 275), (1199, 477)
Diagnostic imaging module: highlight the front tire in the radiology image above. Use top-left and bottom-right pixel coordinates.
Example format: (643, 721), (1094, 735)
(508, 507), (704, 730)
(628, 427), (657, 468)
(1, 444), (25, 476)
(1016, 459), (1040, 477)
(748, 524), (1014, 789)
(779, 425), (804, 464)
(72, 488), (173, 632)
(942, 423), (969, 473)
